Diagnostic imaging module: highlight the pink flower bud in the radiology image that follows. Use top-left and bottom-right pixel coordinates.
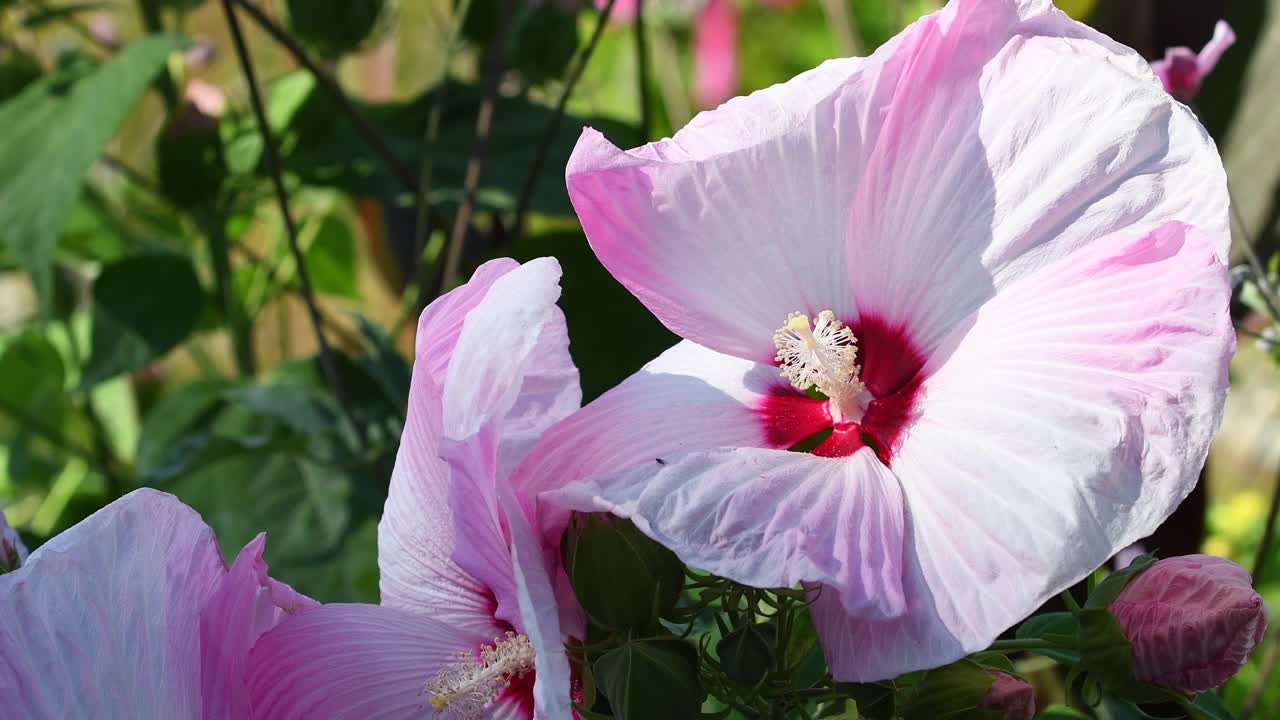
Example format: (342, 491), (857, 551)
(1109, 555), (1267, 692)
(1151, 20), (1235, 101)
(978, 671), (1035, 720)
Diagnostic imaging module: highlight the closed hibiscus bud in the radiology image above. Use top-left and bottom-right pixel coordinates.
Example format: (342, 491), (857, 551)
(1109, 555), (1267, 692)
(977, 671), (1035, 720)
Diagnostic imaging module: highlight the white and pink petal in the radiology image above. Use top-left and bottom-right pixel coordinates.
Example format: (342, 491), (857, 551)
(0, 489), (227, 718)
(824, 222), (1233, 680)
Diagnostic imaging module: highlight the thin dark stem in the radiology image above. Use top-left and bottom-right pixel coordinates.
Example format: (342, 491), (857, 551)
(633, 0), (651, 141)
(134, 0), (178, 109)
(1251, 464), (1280, 586)
(221, 0), (361, 443)
(397, 0), (478, 331)
(230, 0), (418, 192)
(510, 0), (618, 244)
(1229, 181), (1280, 321)
(434, 0), (520, 297)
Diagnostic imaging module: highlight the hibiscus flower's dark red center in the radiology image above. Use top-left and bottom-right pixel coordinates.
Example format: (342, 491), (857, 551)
(756, 314), (925, 465)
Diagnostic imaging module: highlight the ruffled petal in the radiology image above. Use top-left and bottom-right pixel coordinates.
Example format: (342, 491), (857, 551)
(567, 0), (1225, 367)
(414, 257), (520, 383)
(545, 447), (906, 618)
(200, 534), (318, 719)
(377, 363), (498, 633)
(442, 256), (580, 474)
(247, 603), (502, 720)
(513, 340), (814, 542)
(380, 258), (578, 632)
(0, 489), (226, 718)
(846, 0), (1226, 368)
(817, 222), (1232, 680)
(566, 54), (871, 360)
(498, 477), (574, 718)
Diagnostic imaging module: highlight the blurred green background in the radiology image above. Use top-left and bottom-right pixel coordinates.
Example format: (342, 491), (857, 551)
(0, 0), (1278, 715)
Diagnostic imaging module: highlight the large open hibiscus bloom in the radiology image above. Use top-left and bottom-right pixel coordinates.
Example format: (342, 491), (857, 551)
(0, 489), (315, 718)
(247, 258), (583, 719)
(515, 0), (1234, 681)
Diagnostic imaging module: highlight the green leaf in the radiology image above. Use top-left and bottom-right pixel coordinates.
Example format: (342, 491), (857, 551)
(135, 379), (232, 479)
(969, 651), (1017, 674)
(1034, 705), (1093, 719)
(286, 0), (384, 58)
(1016, 611), (1083, 665)
(900, 660), (994, 720)
(167, 450), (362, 600)
(0, 332), (76, 451)
(0, 46), (42, 103)
(717, 623), (775, 687)
(0, 35), (185, 309)
(81, 253), (205, 387)
(836, 681), (895, 720)
(509, 2), (579, 84)
(304, 214), (358, 298)
(1085, 554), (1156, 609)
(1180, 691), (1237, 720)
(283, 81), (639, 216)
(593, 638), (704, 720)
(566, 515), (684, 631)
(1075, 608), (1166, 703)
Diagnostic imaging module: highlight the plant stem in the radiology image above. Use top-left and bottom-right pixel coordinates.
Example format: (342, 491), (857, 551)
(220, 0), (361, 445)
(987, 638), (1054, 652)
(819, 0), (862, 57)
(633, 0), (651, 140)
(1240, 628), (1278, 720)
(1251, 463), (1280, 587)
(230, 0), (419, 192)
(133, 0), (178, 109)
(510, 0), (618, 244)
(397, 0), (477, 332)
(434, 0), (519, 296)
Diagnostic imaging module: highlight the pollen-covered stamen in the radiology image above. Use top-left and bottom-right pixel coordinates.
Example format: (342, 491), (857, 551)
(424, 631), (535, 718)
(773, 311), (866, 410)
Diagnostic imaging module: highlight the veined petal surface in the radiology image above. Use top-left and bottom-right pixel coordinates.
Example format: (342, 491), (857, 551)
(0, 489), (226, 719)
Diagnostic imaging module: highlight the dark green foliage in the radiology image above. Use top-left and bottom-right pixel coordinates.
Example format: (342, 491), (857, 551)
(82, 253), (205, 388)
(593, 638), (705, 720)
(0, 35), (184, 309)
(286, 0), (384, 58)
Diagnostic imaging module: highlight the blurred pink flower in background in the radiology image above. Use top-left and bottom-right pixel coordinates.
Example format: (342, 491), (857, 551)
(692, 0), (738, 109)
(978, 671), (1035, 720)
(540, 0), (1234, 681)
(1152, 19), (1235, 101)
(248, 258), (584, 719)
(1110, 555), (1267, 692)
(0, 489), (315, 718)
(599, 0), (799, 109)
(0, 507), (26, 573)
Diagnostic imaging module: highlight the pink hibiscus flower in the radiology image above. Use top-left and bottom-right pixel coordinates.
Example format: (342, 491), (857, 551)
(247, 258), (583, 719)
(1152, 20), (1235, 101)
(516, 0), (1234, 681)
(0, 489), (316, 717)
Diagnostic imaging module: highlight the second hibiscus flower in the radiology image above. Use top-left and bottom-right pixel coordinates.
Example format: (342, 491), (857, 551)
(517, 0), (1235, 682)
